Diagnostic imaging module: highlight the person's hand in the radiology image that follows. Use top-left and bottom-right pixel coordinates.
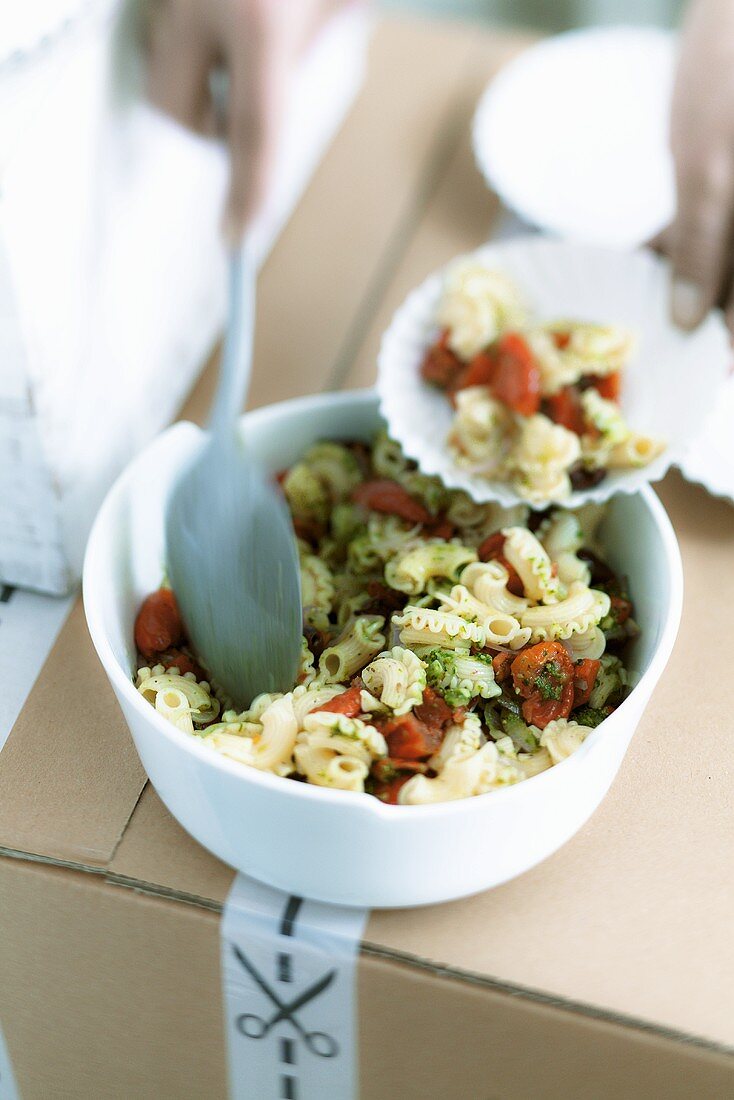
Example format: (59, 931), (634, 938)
(666, 0), (734, 333)
(143, 0), (348, 239)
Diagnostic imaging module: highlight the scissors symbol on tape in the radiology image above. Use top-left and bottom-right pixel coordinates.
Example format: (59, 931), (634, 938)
(232, 944), (339, 1057)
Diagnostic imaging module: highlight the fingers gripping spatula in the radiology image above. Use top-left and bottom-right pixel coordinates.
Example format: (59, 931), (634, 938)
(166, 247), (302, 709)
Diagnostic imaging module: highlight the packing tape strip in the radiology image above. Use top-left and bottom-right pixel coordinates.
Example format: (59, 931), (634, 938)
(221, 874), (368, 1100)
(0, 1022), (20, 1100)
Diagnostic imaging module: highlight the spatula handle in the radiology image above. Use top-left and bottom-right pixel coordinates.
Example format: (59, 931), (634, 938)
(209, 245), (255, 438)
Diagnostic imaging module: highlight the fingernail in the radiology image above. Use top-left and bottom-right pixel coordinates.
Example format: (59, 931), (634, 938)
(671, 277), (705, 329)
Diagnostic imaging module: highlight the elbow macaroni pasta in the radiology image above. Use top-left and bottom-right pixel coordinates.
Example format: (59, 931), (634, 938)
(136, 429), (637, 806)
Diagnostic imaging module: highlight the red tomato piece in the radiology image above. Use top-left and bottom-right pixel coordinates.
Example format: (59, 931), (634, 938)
(427, 516), (456, 540)
(454, 351), (497, 391)
(491, 652), (514, 683)
(134, 588), (185, 658)
(573, 659), (601, 707)
(371, 774), (414, 804)
(477, 532), (525, 597)
(512, 640), (575, 730)
(381, 713), (443, 760)
(292, 516), (325, 545)
(610, 595), (632, 624)
(371, 758), (428, 781)
(421, 332), (463, 388)
(546, 387), (586, 435)
(592, 372), (621, 402)
(413, 686), (453, 730)
(522, 679), (575, 729)
(311, 683), (364, 718)
(511, 640), (574, 698)
(477, 532), (506, 561)
(157, 649), (205, 680)
(380, 690), (452, 761)
(503, 567), (525, 597)
(490, 332), (541, 416)
(363, 580), (406, 619)
(552, 331), (571, 349)
(351, 479), (432, 526)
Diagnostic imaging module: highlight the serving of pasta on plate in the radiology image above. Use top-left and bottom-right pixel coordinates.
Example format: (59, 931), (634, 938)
(421, 258), (665, 503)
(134, 430), (637, 807)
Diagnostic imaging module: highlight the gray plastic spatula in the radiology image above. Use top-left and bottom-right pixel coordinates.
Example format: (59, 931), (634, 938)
(166, 246), (302, 710)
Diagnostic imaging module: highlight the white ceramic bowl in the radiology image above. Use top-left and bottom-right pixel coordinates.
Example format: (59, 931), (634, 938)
(378, 237), (731, 510)
(84, 390), (683, 908)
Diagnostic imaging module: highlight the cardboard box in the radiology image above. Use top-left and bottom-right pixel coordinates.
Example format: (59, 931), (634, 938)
(1, 562), (734, 1100)
(1, 16), (733, 1099)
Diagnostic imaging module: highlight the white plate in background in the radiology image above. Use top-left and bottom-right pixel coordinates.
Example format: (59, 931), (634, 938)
(378, 237), (730, 509)
(473, 27), (676, 248)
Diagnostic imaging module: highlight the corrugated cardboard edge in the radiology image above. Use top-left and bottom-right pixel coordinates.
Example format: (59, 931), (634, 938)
(2, 858), (733, 1100)
(85, 853), (734, 1060)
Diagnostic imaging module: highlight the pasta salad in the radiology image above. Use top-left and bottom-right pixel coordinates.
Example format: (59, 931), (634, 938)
(134, 431), (637, 806)
(421, 258), (665, 502)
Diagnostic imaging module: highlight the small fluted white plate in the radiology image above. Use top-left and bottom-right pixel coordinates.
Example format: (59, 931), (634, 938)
(472, 27), (676, 248)
(377, 236), (731, 509)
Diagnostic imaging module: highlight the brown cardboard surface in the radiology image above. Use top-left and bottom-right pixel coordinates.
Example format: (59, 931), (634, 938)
(2, 859), (733, 1100)
(0, 600), (145, 867)
(0, 858), (227, 1100)
(359, 957), (734, 1100)
(108, 782), (234, 909)
(2, 14), (734, 1093)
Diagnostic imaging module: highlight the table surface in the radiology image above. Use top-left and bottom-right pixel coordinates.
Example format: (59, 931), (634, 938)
(2, 14), (734, 1054)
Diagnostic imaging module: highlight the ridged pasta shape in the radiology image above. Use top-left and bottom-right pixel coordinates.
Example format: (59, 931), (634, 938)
(137, 672), (220, 725)
(291, 683), (347, 726)
(448, 387), (513, 467)
(318, 615), (386, 682)
(607, 433), (666, 469)
(250, 694), (299, 771)
(301, 713), (387, 760)
(428, 713), (484, 772)
(300, 553), (335, 614)
(460, 560), (530, 615)
(564, 625), (606, 660)
(300, 441), (362, 502)
(540, 718), (590, 764)
(372, 429), (411, 481)
(392, 604), (491, 650)
(384, 541), (477, 595)
(361, 646), (427, 715)
(295, 713), (386, 791)
(282, 462), (329, 523)
(581, 389), (630, 446)
(155, 686), (194, 734)
(536, 511), (591, 588)
(510, 416), (580, 503)
(436, 585), (531, 648)
(520, 583), (610, 643)
(438, 259), (526, 359)
(502, 526), (565, 604)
